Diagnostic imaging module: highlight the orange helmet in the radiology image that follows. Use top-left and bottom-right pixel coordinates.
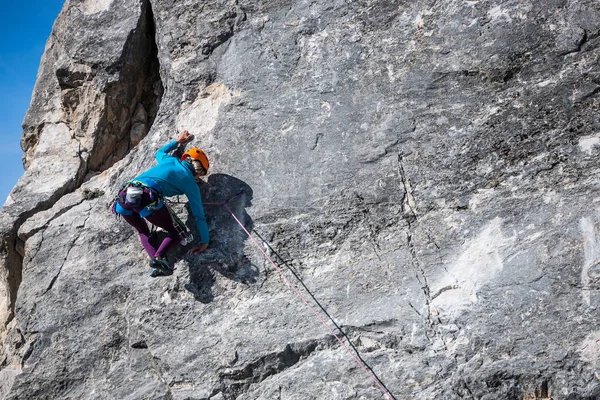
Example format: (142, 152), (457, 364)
(181, 148), (209, 172)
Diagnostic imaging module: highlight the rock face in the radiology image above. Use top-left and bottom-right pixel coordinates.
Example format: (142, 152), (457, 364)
(2, 0), (600, 398)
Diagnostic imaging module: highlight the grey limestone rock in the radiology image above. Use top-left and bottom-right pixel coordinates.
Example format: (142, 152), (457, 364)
(2, 0), (600, 399)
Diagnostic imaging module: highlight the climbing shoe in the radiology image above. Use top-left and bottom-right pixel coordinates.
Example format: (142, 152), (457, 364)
(149, 268), (163, 278)
(149, 258), (174, 276)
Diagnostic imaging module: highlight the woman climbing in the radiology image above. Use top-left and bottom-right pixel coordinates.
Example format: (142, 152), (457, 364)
(112, 130), (210, 277)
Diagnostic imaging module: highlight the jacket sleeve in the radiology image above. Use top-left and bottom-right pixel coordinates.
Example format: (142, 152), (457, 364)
(156, 141), (179, 162)
(184, 181), (210, 244)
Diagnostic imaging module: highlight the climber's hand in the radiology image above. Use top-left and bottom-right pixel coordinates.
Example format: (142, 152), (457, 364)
(176, 130), (194, 144)
(187, 243), (208, 255)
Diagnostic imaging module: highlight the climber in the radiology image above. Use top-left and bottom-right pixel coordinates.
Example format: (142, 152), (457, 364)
(112, 130), (210, 277)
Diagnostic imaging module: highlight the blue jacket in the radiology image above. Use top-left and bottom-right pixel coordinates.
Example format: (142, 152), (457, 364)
(117, 141), (210, 244)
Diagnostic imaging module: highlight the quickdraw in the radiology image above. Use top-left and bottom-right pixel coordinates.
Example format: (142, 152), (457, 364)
(165, 201), (194, 245)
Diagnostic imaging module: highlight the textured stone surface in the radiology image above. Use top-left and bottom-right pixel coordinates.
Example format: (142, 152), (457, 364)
(2, 0), (600, 399)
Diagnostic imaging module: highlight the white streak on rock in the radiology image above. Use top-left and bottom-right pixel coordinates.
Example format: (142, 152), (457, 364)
(162, 291), (172, 305)
(579, 217), (598, 307)
(578, 331), (600, 366)
(431, 217), (514, 317)
(29, 123), (82, 195)
(176, 83), (240, 136)
(578, 135), (600, 155)
(2, 194), (14, 208)
(487, 5), (513, 23)
(537, 79), (556, 87)
(78, 0), (113, 15)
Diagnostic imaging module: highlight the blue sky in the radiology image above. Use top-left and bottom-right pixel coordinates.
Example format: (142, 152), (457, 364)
(0, 0), (65, 204)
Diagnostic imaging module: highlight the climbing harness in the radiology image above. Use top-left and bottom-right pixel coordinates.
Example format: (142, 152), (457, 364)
(206, 188), (398, 400)
(110, 180), (164, 217)
(112, 181), (193, 246)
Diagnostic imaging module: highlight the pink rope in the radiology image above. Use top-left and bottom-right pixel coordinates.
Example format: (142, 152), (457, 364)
(222, 203), (395, 400)
(169, 201), (222, 205)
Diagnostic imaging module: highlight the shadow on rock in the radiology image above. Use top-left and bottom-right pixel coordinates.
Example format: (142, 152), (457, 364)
(175, 174), (258, 303)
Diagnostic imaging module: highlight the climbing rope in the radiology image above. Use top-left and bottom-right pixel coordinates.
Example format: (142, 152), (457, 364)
(201, 188), (397, 400)
(250, 229), (397, 399)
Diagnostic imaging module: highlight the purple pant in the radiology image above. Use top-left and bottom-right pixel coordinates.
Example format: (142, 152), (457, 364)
(119, 190), (179, 259)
